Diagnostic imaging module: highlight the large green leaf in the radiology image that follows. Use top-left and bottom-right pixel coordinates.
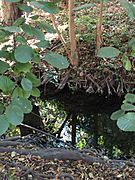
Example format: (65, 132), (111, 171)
(125, 93), (135, 103)
(13, 17), (25, 27)
(44, 52), (69, 69)
(31, 88), (40, 97)
(12, 87), (31, 98)
(26, 72), (41, 87)
(21, 77), (32, 91)
(12, 97), (32, 114)
(0, 75), (15, 94)
(3, 26), (21, 33)
(0, 115), (9, 135)
(119, 0), (135, 20)
(6, 104), (24, 126)
(111, 109), (125, 120)
(15, 62), (32, 73)
(22, 24), (45, 40)
(121, 54), (132, 71)
(121, 103), (135, 111)
(117, 112), (135, 131)
(97, 47), (121, 58)
(30, 1), (59, 14)
(36, 40), (49, 48)
(0, 61), (9, 74)
(38, 21), (56, 33)
(14, 45), (33, 63)
(18, 4), (33, 13)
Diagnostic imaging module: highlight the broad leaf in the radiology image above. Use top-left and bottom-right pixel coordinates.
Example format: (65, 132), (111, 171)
(15, 62), (32, 73)
(119, 0), (135, 20)
(0, 61), (9, 74)
(26, 72), (41, 87)
(21, 78), (32, 92)
(6, 104), (24, 126)
(31, 88), (40, 97)
(12, 87), (31, 98)
(97, 47), (120, 58)
(0, 115), (9, 135)
(111, 109), (125, 120)
(14, 45), (33, 63)
(0, 76), (15, 94)
(125, 93), (135, 103)
(117, 112), (135, 131)
(44, 52), (69, 69)
(30, 1), (59, 14)
(22, 24), (45, 40)
(121, 103), (135, 111)
(3, 26), (21, 33)
(12, 97), (32, 114)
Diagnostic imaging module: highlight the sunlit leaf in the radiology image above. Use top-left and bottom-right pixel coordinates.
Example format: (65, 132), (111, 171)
(117, 112), (135, 131)
(97, 47), (120, 58)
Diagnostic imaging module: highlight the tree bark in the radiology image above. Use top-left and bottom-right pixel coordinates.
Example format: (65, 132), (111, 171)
(0, 0), (22, 25)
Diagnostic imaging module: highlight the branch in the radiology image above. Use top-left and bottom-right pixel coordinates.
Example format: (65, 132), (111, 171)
(69, 0), (79, 66)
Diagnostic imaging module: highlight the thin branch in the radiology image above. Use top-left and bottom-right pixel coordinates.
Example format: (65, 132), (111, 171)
(95, 0), (104, 55)
(20, 123), (77, 150)
(69, 0), (79, 66)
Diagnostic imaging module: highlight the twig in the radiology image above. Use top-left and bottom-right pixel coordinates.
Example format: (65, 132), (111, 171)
(20, 123), (77, 150)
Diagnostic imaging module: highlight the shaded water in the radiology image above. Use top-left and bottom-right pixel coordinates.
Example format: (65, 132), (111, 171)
(46, 91), (135, 158)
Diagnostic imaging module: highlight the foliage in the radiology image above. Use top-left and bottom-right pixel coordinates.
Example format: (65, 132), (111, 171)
(111, 93), (135, 131)
(109, 0), (135, 132)
(0, 0), (69, 135)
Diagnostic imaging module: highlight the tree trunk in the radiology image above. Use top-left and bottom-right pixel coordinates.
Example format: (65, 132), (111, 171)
(0, 0), (22, 25)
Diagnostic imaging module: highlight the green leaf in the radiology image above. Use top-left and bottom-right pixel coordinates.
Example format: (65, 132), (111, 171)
(36, 40), (49, 48)
(12, 97), (32, 114)
(121, 103), (135, 111)
(22, 24), (45, 40)
(21, 78), (32, 91)
(0, 75), (15, 94)
(26, 72), (41, 87)
(0, 61), (9, 74)
(12, 87), (31, 98)
(117, 112), (135, 131)
(15, 62), (32, 73)
(0, 51), (10, 59)
(121, 54), (131, 71)
(32, 52), (41, 64)
(119, 0), (135, 20)
(125, 93), (135, 103)
(38, 21), (56, 33)
(13, 17), (25, 26)
(15, 36), (26, 44)
(0, 30), (8, 41)
(6, 104), (24, 126)
(14, 45), (33, 63)
(0, 103), (5, 115)
(30, 1), (59, 14)
(44, 52), (69, 69)
(3, 26), (21, 33)
(31, 88), (40, 97)
(18, 4), (33, 13)
(97, 47), (121, 58)
(0, 115), (9, 135)
(124, 59), (132, 71)
(111, 109), (125, 120)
